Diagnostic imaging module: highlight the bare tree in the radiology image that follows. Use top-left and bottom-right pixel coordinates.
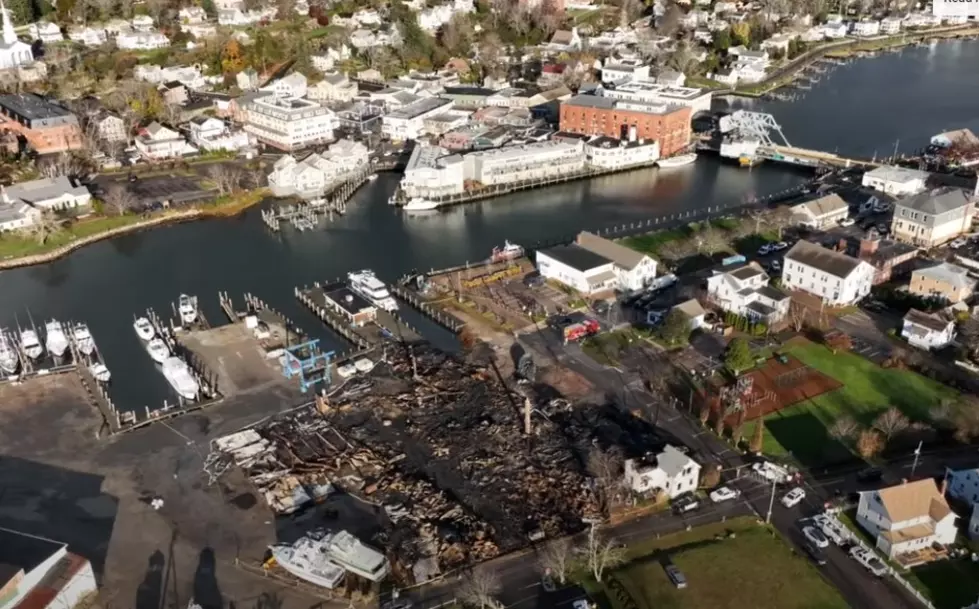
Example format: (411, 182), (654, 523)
(26, 210), (63, 245)
(693, 226), (728, 257)
(208, 164), (242, 196)
(103, 184), (138, 216)
(538, 539), (572, 585)
(587, 446), (623, 516)
(829, 415), (859, 443)
(457, 569), (502, 609)
(765, 207), (795, 240)
(577, 527), (626, 583)
(856, 429), (884, 459)
(873, 407), (909, 443)
(747, 209), (768, 235)
(787, 302), (807, 333)
(657, 239), (691, 263)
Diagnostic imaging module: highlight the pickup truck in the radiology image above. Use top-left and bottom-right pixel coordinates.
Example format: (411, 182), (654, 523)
(849, 546), (888, 577)
(812, 513), (851, 546)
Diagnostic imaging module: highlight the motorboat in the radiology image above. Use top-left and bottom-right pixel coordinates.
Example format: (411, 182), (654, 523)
(270, 534), (346, 590)
(347, 270), (399, 312)
(73, 323), (95, 356)
(89, 363), (111, 383)
(134, 317), (155, 341)
(146, 337), (170, 364)
(403, 198), (440, 212)
(44, 320), (69, 358)
(178, 294), (198, 326)
(161, 356), (199, 401)
(20, 328), (42, 360)
(0, 331), (18, 375)
(490, 240), (524, 263)
(657, 153), (697, 169)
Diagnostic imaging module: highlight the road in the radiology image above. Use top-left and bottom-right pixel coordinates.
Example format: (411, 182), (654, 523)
(396, 326), (970, 609)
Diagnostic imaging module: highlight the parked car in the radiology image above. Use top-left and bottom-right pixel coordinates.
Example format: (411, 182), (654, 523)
(781, 487), (806, 508)
(950, 237), (968, 249)
(772, 241), (788, 251)
(802, 526), (830, 549)
(671, 493), (700, 514)
(803, 541), (827, 566)
(812, 513), (851, 546)
(664, 565), (688, 589)
(769, 260), (781, 273)
(709, 486), (741, 503)
(757, 244), (773, 255)
(876, 224), (890, 235)
(839, 217), (856, 227)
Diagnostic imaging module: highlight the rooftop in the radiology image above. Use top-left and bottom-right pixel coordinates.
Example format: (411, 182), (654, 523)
(869, 478), (953, 524)
(897, 187), (972, 215)
(607, 80), (708, 100)
(324, 284), (375, 316)
(865, 165), (930, 184)
(728, 263), (766, 281)
(576, 231), (646, 269)
(386, 97), (452, 120)
(538, 244), (612, 273)
(673, 298), (706, 319)
(786, 240), (865, 279)
(912, 262), (974, 291)
(563, 94), (681, 116)
(796, 193), (848, 217)
(0, 94), (77, 123)
(5, 176), (89, 204)
(904, 308), (952, 333)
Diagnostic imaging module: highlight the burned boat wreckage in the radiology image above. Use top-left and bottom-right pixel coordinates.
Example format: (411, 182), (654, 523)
(208, 342), (664, 584)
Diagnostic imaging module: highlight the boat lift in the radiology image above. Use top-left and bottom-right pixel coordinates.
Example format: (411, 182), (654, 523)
(281, 339), (333, 393)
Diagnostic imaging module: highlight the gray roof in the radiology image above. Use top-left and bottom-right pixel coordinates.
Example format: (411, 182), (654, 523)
(673, 298), (706, 318)
(904, 308), (952, 333)
(576, 231), (646, 269)
(865, 165), (930, 184)
(5, 176), (89, 204)
(912, 262), (974, 291)
(539, 244), (611, 272)
(0, 202), (32, 224)
(0, 94), (77, 125)
(0, 528), (65, 577)
(796, 193), (848, 218)
(728, 263), (765, 281)
(656, 445), (694, 478)
(756, 285), (790, 301)
(785, 240), (865, 279)
(896, 187), (971, 216)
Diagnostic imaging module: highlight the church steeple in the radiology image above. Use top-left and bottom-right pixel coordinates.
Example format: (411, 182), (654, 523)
(1, 0), (16, 46)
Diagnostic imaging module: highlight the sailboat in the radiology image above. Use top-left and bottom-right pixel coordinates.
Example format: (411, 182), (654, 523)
(178, 294), (198, 325)
(20, 328), (42, 360)
(72, 323), (96, 356)
(0, 331), (18, 375)
(45, 320), (69, 358)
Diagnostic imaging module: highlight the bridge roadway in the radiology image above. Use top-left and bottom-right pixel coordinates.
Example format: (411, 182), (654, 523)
(763, 144), (882, 169)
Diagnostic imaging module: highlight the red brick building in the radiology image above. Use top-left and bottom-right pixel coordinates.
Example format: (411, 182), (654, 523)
(559, 95), (692, 157)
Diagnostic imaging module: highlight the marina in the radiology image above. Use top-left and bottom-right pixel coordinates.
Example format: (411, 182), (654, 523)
(261, 170), (375, 232)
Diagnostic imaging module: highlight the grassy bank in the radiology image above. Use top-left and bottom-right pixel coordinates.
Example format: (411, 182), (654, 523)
(595, 518), (848, 609)
(0, 189), (268, 264)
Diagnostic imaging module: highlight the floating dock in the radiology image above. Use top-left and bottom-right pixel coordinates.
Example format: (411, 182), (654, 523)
(262, 171), (373, 232)
(295, 281), (424, 349)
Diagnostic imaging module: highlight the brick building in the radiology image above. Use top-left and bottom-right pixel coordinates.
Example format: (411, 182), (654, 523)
(0, 94), (83, 155)
(558, 95), (692, 157)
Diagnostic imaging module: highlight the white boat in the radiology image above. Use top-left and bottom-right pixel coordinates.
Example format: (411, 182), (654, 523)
(89, 363), (111, 383)
(347, 270), (399, 312)
(20, 328), (42, 360)
(134, 317), (155, 341)
(45, 320), (69, 358)
(146, 337), (170, 364)
(161, 356), (199, 401)
(491, 240), (524, 263)
(657, 153), (698, 168)
(178, 294), (198, 325)
(403, 198), (440, 211)
(270, 533), (346, 590)
(0, 331), (18, 375)
(73, 323), (95, 356)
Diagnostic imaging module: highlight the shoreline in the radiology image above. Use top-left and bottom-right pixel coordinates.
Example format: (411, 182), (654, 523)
(0, 190), (268, 271)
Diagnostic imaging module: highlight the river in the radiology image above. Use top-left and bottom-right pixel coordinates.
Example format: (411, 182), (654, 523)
(2, 39), (977, 411)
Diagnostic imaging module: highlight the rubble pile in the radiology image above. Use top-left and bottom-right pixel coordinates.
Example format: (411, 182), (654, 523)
(217, 343), (667, 579)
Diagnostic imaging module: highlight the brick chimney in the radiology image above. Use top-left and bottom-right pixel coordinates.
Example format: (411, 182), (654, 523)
(836, 238), (847, 253)
(859, 233), (880, 259)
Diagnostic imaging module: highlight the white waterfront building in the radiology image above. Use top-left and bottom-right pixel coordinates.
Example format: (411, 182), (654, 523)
(463, 139), (585, 187)
(242, 94), (336, 151)
(401, 144), (466, 199)
(268, 138), (370, 198)
(598, 81), (712, 115)
(782, 240), (874, 306)
(862, 165), (929, 196)
(584, 136), (660, 169)
(381, 97), (454, 141)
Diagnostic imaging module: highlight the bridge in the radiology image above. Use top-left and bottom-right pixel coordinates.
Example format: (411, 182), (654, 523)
(704, 110), (883, 170)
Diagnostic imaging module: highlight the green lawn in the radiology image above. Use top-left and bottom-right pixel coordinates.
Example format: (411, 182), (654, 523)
(605, 523), (848, 609)
(0, 215), (145, 260)
(756, 340), (958, 465)
(908, 559), (979, 609)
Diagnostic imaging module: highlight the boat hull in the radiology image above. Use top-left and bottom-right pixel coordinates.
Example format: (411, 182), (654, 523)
(657, 153), (698, 168)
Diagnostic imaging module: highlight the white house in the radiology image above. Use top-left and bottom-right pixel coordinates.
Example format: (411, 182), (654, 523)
(188, 117), (253, 152)
(945, 468), (979, 539)
(28, 21), (63, 43)
(179, 6), (208, 23)
(822, 23), (848, 39)
(2, 176), (91, 211)
(902, 309), (956, 350)
(547, 27), (582, 52)
(574, 231), (658, 291)
(880, 16), (902, 34)
(183, 22), (218, 39)
(792, 193), (850, 229)
(353, 8), (383, 26)
(671, 299), (707, 330)
(783, 240), (874, 306)
(116, 29), (171, 50)
(852, 20), (881, 37)
(706, 262), (791, 324)
(134, 122), (197, 160)
(94, 113), (127, 143)
(585, 136), (660, 169)
(307, 73), (358, 103)
(268, 139), (370, 198)
(262, 72), (308, 100)
(856, 479), (957, 562)
(0, 200), (39, 231)
(622, 445), (701, 499)
(400, 145), (465, 200)
(862, 165), (929, 196)
(68, 25), (107, 46)
(891, 187), (976, 248)
(601, 59), (650, 84)
(381, 97), (454, 141)
(130, 14), (155, 31)
(536, 244), (619, 295)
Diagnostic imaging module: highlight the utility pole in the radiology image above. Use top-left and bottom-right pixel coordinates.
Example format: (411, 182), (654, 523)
(910, 440), (923, 478)
(765, 476), (777, 524)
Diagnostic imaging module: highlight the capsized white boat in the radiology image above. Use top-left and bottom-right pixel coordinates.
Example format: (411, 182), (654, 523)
(403, 197), (440, 211)
(270, 533), (346, 590)
(20, 328), (42, 360)
(657, 153), (697, 169)
(178, 294), (198, 325)
(161, 356), (199, 401)
(347, 270), (399, 312)
(45, 320), (69, 358)
(146, 337), (170, 364)
(134, 317), (155, 341)
(0, 331), (18, 375)
(73, 323), (95, 356)
(89, 363), (111, 382)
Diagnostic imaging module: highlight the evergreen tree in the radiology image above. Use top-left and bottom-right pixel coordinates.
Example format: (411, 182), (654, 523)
(724, 337), (753, 375)
(749, 419), (765, 453)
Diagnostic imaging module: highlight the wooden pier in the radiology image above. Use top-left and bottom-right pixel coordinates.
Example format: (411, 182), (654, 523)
(388, 283), (465, 334)
(263, 170), (374, 232)
(219, 291), (307, 352)
(295, 282), (425, 349)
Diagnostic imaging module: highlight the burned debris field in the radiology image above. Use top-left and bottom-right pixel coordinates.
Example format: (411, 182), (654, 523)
(215, 341), (669, 583)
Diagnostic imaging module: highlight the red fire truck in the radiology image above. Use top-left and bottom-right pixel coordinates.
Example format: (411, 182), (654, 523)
(563, 319), (600, 343)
